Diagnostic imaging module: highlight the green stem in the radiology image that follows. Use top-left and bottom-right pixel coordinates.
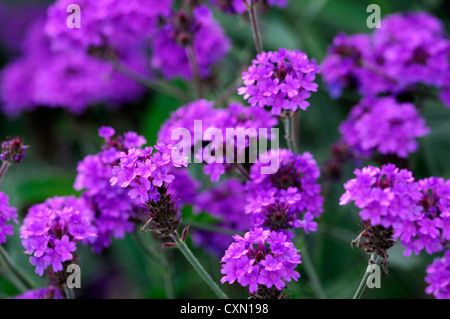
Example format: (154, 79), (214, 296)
(64, 285), (75, 299)
(301, 247), (327, 299)
(186, 45), (204, 99)
(0, 162), (10, 184)
(0, 246), (36, 292)
(282, 116), (295, 152)
(353, 254), (378, 299)
(247, 1), (263, 54)
(134, 234), (175, 299)
(110, 58), (189, 103)
(181, 220), (243, 237)
(170, 234), (228, 299)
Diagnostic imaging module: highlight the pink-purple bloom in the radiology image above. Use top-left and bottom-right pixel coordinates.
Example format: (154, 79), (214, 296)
(221, 228), (301, 293)
(74, 127), (147, 252)
(0, 192), (18, 244)
(340, 164), (423, 229)
(238, 48), (319, 116)
(396, 177), (450, 256)
(321, 12), (450, 103)
(425, 250), (450, 299)
(339, 97), (430, 158)
(14, 286), (64, 299)
(246, 149), (323, 232)
(20, 196), (97, 276)
(151, 5), (230, 80)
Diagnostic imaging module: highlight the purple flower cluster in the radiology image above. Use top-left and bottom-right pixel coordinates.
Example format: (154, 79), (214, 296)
(14, 286), (64, 299)
(158, 99), (276, 182)
(74, 127), (147, 252)
(246, 149), (323, 232)
(45, 0), (172, 52)
(396, 177), (450, 256)
(339, 97), (430, 158)
(110, 143), (187, 205)
(1, 19), (148, 116)
(0, 192), (18, 244)
(238, 48), (319, 116)
(221, 228), (301, 293)
(20, 196), (97, 276)
(321, 12), (450, 105)
(211, 0), (288, 14)
(151, 5), (230, 80)
(1, 137), (28, 164)
(193, 179), (252, 255)
(425, 250), (450, 299)
(340, 164), (423, 229)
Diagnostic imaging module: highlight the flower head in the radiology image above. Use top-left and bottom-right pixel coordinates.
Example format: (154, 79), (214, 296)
(238, 49), (319, 116)
(0, 192), (18, 244)
(20, 196), (97, 276)
(425, 250), (450, 299)
(221, 228), (301, 295)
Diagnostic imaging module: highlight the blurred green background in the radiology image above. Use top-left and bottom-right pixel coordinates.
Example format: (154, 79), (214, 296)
(0, 0), (449, 299)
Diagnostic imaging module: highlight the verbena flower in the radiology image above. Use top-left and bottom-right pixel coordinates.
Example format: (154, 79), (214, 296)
(1, 19), (148, 115)
(14, 286), (64, 299)
(151, 5), (230, 80)
(111, 143), (188, 237)
(238, 48), (319, 116)
(193, 179), (252, 255)
(20, 196), (97, 276)
(75, 127), (147, 252)
(45, 0), (172, 52)
(321, 12), (450, 100)
(425, 250), (450, 299)
(339, 97), (430, 159)
(158, 99), (276, 182)
(340, 164), (422, 229)
(1, 137), (28, 164)
(246, 149), (323, 232)
(220, 228), (301, 294)
(0, 192), (18, 244)
(396, 177), (450, 256)
(340, 164), (423, 272)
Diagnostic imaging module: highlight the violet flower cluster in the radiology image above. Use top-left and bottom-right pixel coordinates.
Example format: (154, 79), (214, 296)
(339, 97), (430, 158)
(1, 137), (28, 164)
(45, 0), (172, 52)
(396, 177), (450, 256)
(246, 149), (323, 232)
(238, 48), (319, 116)
(1, 18), (148, 116)
(14, 286), (64, 299)
(151, 5), (230, 80)
(321, 12), (450, 103)
(220, 228), (301, 294)
(20, 196), (97, 276)
(74, 127), (147, 252)
(340, 164), (422, 229)
(0, 192), (17, 244)
(110, 142), (188, 237)
(425, 250), (450, 299)
(158, 99), (277, 182)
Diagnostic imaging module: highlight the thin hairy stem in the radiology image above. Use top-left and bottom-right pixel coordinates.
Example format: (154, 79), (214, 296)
(353, 254), (379, 299)
(0, 162), (10, 184)
(110, 58), (189, 102)
(170, 233), (228, 299)
(247, 1), (263, 54)
(0, 246), (36, 293)
(186, 45), (205, 98)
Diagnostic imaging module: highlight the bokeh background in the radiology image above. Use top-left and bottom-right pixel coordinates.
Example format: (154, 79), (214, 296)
(0, 0), (449, 299)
